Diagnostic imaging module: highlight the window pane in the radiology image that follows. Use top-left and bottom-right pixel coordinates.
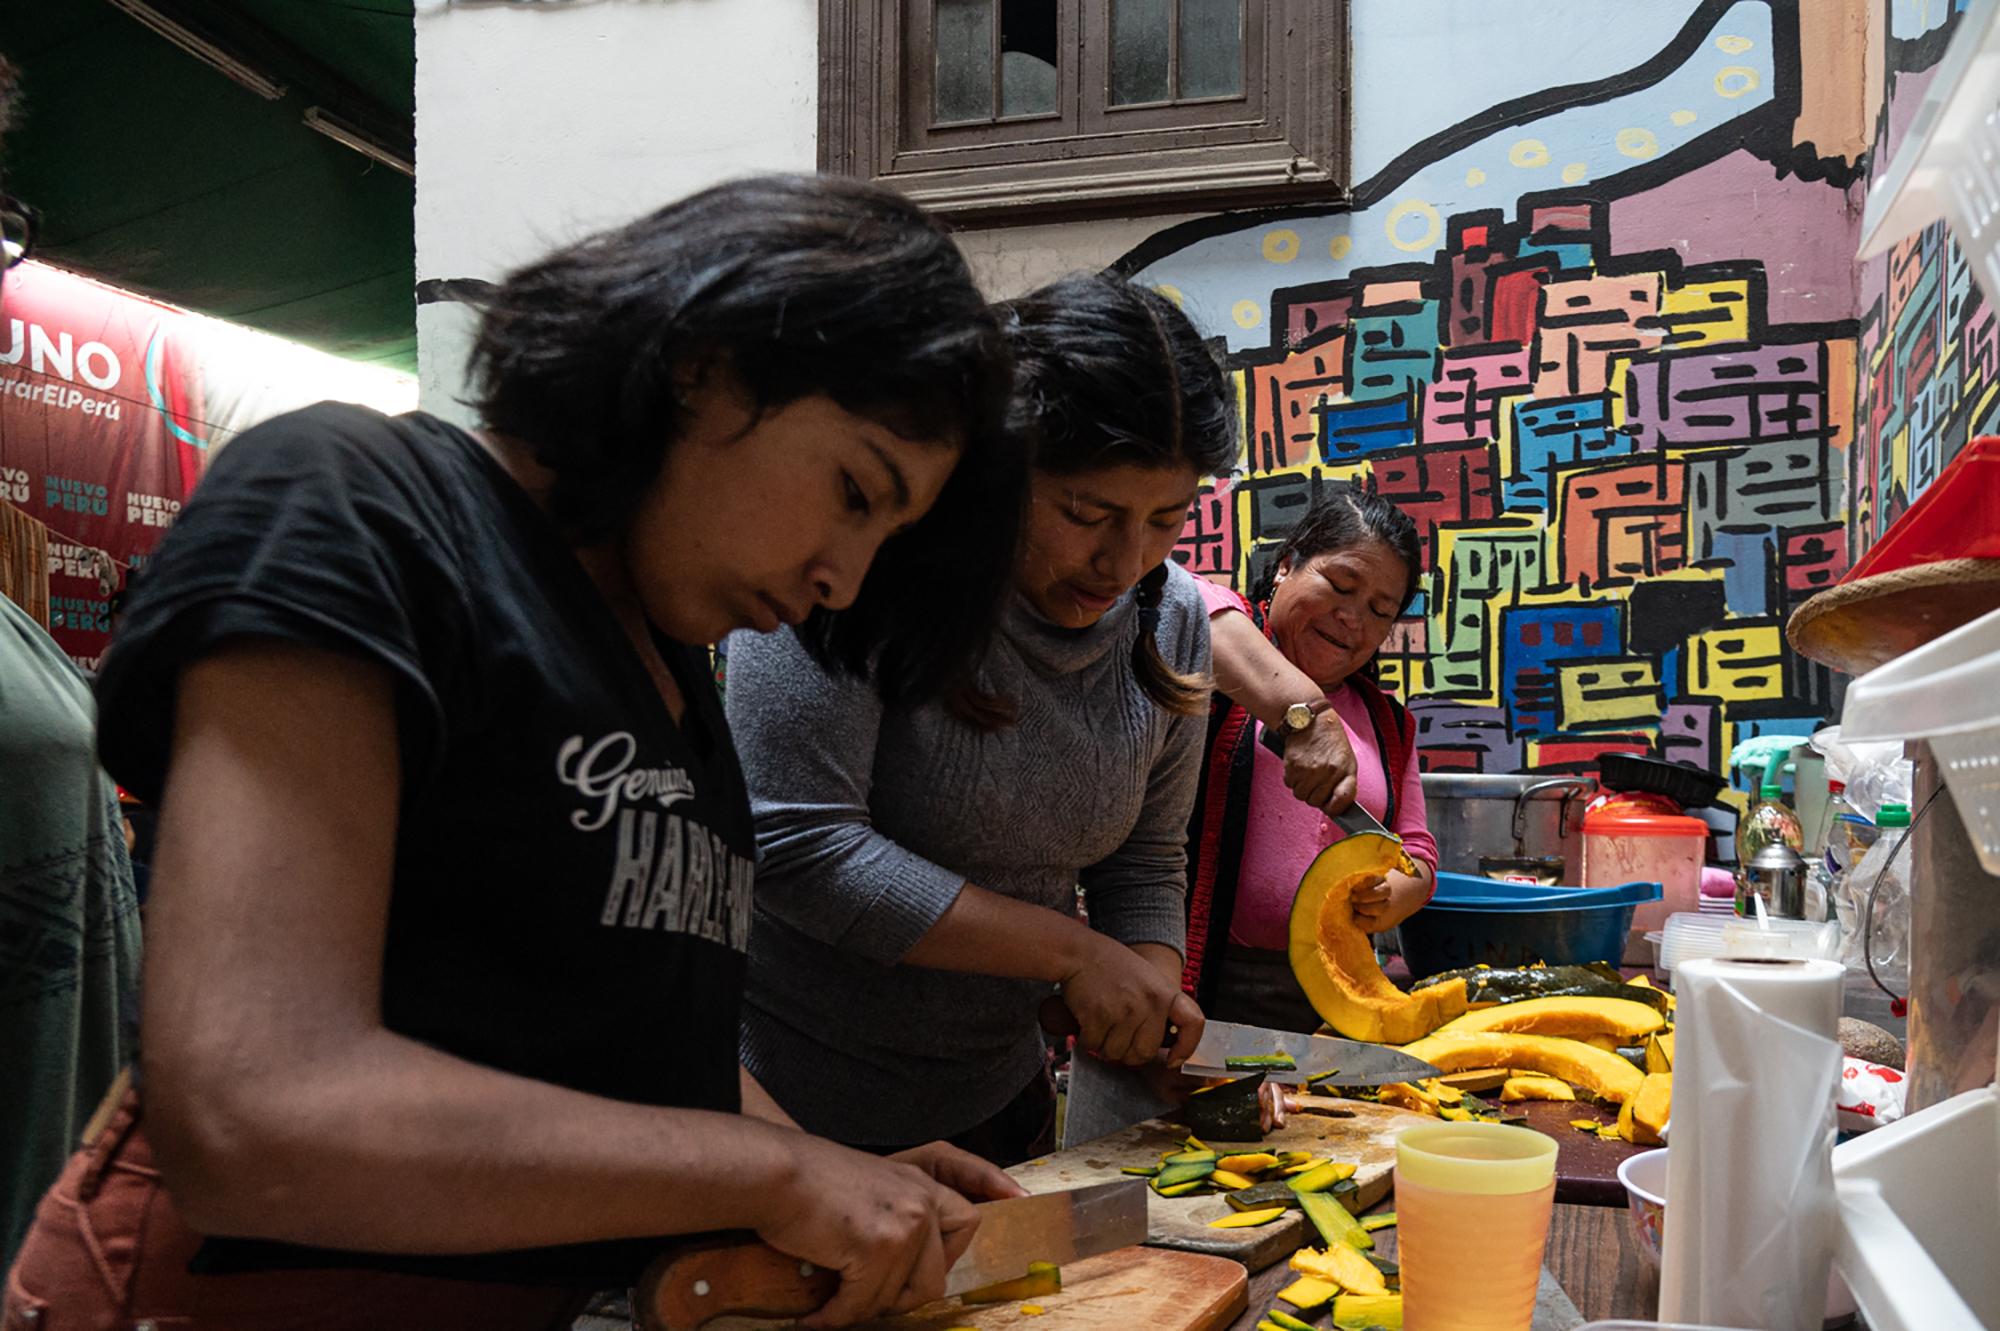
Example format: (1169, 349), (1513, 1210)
(999, 0), (1058, 116)
(1110, 0), (1171, 106)
(1178, 0), (1242, 99)
(935, 0), (995, 123)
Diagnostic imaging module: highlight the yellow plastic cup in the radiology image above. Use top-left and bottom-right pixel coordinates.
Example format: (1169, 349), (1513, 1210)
(1394, 1122), (1559, 1331)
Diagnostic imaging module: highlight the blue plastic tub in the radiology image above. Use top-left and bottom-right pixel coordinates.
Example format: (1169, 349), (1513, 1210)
(1395, 872), (1663, 976)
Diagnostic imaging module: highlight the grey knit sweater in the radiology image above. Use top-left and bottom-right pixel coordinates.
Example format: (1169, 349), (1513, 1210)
(725, 562), (1210, 1146)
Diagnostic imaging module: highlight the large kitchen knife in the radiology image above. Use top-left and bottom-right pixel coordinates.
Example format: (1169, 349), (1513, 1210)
(1327, 799), (1399, 843)
(1062, 1050), (1180, 1148)
(1179, 1019), (1440, 1086)
(636, 1179), (1149, 1331)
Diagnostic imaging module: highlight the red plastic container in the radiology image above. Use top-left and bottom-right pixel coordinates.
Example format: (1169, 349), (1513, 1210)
(1581, 806), (1709, 962)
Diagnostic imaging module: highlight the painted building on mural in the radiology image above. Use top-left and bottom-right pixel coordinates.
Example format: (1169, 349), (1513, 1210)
(412, 0), (1968, 790)
(1855, 0), (1990, 549)
(1125, 0), (1869, 785)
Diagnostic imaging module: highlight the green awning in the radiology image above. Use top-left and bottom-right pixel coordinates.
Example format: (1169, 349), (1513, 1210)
(6, 1), (416, 371)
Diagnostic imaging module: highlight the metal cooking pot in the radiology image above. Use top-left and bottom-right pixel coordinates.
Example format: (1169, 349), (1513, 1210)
(1419, 773), (1597, 884)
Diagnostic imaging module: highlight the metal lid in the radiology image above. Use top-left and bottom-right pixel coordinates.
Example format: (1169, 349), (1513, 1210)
(1419, 772), (1596, 799)
(1747, 840), (1808, 871)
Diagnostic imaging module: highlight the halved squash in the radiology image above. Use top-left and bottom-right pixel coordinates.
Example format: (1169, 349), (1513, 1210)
(1430, 995), (1666, 1043)
(1396, 1031), (1645, 1104)
(1290, 834), (1468, 1043)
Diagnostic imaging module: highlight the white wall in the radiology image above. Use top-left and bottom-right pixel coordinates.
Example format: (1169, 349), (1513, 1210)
(413, 0), (819, 419)
(410, 0), (1720, 404)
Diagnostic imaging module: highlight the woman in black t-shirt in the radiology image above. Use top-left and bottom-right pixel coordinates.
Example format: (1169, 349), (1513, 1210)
(5, 176), (1030, 1331)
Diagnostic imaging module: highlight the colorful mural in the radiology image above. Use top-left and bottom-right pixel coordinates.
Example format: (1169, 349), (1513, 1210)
(1126, 0), (1868, 782)
(1853, 0), (1989, 552)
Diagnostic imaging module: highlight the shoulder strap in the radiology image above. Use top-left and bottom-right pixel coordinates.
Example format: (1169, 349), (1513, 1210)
(1182, 694), (1258, 1004)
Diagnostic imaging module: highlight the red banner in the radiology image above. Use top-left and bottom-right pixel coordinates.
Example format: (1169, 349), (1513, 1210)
(1, 262), (208, 668)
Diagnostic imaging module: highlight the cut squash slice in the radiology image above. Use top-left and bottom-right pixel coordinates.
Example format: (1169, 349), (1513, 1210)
(1209, 1206), (1287, 1228)
(1289, 834), (1469, 1043)
(1430, 994), (1667, 1043)
(1320, 1242), (1388, 1295)
(1297, 1189), (1374, 1252)
(1217, 1153), (1281, 1175)
(1277, 1277), (1338, 1314)
(1396, 1031), (1645, 1104)
(1632, 1071), (1671, 1144)
(960, 1263), (1061, 1305)
(1499, 1074), (1576, 1103)
(1332, 1293), (1403, 1330)
(1645, 1030), (1675, 1074)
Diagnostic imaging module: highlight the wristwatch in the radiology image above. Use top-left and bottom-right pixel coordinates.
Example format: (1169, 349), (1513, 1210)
(1260, 698), (1331, 757)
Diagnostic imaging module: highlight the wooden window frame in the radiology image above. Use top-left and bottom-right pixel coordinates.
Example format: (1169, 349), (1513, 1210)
(820, 0), (1348, 225)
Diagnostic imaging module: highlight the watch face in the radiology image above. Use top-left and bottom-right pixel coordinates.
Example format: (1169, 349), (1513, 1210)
(1285, 703), (1312, 730)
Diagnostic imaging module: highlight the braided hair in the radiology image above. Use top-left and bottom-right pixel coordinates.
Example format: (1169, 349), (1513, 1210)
(998, 274), (1239, 715)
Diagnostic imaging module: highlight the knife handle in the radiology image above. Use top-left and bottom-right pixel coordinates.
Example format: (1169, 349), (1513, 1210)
(636, 1238), (841, 1331)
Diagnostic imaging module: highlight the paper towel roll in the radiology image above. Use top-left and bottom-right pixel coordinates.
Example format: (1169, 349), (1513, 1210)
(1659, 957), (1845, 1331)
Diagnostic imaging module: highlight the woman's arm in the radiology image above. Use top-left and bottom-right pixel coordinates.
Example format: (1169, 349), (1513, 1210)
(1346, 859), (1432, 934)
(727, 630), (1194, 1068)
(741, 1068), (1024, 1203)
(1207, 607), (1358, 814)
(143, 640), (976, 1328)
(742, 1066), (803, 1129)
(1344, 734), (1438, 934)
(899, 887), (1197, 1068)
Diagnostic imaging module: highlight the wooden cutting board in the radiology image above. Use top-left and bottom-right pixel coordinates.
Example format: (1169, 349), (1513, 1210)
(1009, 1101), (1435, 1272)
(698, 1247), (1245, 1331)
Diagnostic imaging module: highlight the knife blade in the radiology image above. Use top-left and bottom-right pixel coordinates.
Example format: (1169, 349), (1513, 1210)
(941, 1178), (1147, 1294)
(1327, 800), (1399, 843)
(1180, 1019), (1440, 1086)
(635, 1180), (1149, 1331)
(1061, 1050), (1179, 1147)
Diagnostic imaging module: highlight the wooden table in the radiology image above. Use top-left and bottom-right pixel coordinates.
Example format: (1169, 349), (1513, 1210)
(1217, 1202), (1657, 1331)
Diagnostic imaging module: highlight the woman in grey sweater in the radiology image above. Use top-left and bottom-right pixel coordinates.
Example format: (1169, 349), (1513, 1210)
(725, 274), (1239, 1163)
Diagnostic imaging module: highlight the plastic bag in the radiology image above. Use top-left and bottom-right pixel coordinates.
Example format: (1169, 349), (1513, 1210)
(1836, 1058), (1909, 1134)
(1812, 726), (1914, 821)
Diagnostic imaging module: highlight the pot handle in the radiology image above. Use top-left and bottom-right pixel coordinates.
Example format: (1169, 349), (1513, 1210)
(1511, 776), (1597, 843)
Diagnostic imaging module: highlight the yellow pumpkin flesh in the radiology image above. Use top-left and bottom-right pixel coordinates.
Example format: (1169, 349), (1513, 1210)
(1397, 1030), (1646, 1104)
(1288, 833), (1467, 1043)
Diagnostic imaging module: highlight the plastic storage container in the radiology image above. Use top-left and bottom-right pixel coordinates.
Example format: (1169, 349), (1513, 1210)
(1833, 1085), (2000, 1331)
(1581, 806), (1708, 963)
(1394, 872), (1661, 976)
(1839, 601), (2000, 875)
(1657, 911), (1731, 974)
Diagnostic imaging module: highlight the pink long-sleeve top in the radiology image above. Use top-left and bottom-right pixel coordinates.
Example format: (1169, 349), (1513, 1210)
(1195, 578), (1439, 949)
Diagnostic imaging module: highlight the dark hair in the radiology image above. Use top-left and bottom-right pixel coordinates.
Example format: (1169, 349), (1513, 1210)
(998, 273), (1239, 715)
(0, 56), (19, 143)
(1251, 483), (1423, 613)
(466, 174), (1022, 708)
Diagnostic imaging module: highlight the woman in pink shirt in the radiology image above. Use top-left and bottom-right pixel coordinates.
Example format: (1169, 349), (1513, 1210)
(1182, 486), (1438, 1033)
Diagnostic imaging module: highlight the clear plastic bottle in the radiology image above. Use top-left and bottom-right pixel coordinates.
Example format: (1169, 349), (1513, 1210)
(1804, 779), (1844, 923)
(1838, 803), (1912, 987)
(1736, 779), (1805, 915)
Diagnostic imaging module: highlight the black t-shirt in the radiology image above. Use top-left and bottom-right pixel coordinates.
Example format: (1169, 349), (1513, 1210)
(97, 402), (755, 1283)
